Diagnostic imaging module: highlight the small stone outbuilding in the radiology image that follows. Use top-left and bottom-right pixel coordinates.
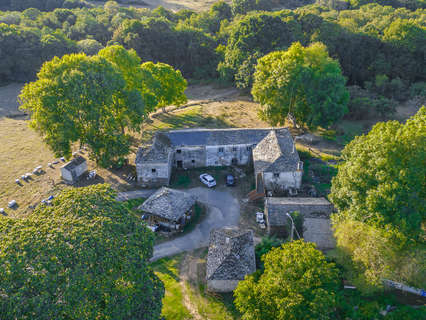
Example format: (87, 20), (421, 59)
(60, 156), (87, 183)
(206, 228), (256, 292)
(138, 187), (196, 231)
(264, 197), (333, 240)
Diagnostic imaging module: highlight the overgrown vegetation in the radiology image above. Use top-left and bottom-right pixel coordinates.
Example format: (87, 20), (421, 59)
(330, 107), (425, 292)
(0, 184), (164, 319)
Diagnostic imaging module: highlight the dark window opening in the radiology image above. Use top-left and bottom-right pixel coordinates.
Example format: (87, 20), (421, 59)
(152, 168), (156, 173)
(177, 160), (183, 168)
(218, 147), (224, 153)
(232, 147), (237, 151)
(191, 160), (195, 163)
(246, 146), (251, 151)
(176, 149), (182, 154)
(274, 173), (279, 178)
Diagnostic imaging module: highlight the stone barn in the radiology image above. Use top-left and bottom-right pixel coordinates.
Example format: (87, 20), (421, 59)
(264, 197), (333, 239)
(60, 156), (87, 183)
(138, 187), (196, 231)
(206, 228), (256, 292)
(136, 128), (303, 195)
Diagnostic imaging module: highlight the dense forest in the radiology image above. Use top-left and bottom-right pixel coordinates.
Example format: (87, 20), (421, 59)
(0, 0), (424, 101)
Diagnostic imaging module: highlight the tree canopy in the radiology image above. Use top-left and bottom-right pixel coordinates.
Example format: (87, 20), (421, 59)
(20, 45), (187, 166)
(20, 51), (145, 167)
(234, 240), (340, 320)
(140, 61), (187, 112)
(330, 107), (426, 291)
(252, 42), (349, 128)
(330, 107), (425, 238)
(0, 184), (164, 319)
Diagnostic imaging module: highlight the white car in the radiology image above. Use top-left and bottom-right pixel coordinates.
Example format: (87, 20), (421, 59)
(200, 173), (216, 188)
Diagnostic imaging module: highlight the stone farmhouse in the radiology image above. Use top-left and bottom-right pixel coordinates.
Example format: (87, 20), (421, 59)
(136, 128), (303, 195)
(138, 187), (196, 231)
(206, 227), (256, 292)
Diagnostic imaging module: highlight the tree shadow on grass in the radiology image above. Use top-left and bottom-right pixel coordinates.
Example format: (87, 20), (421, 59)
(151, 257), (181, 282)
(154, 112), (233, 130)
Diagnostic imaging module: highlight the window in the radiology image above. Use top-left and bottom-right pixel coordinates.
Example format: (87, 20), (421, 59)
(152, 168), (157, 173)
(218, 147), (224, 153)
(274, 173), (279, 178)
(191, 160), (195, 163)
(176, 149), (181, 154)
(232, 147), (237, 152)
(246, 146), (251, 151)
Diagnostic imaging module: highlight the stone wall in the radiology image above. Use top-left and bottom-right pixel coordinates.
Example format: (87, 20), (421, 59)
(263, 171), (302, 193)
(61, 162), (87, 183)
(136, 153), (173, 187)
(303, 217), (336, 250)
(207, 279), (241, 293)
(205, 144), (252, 167)
(173, 146), (206, 168)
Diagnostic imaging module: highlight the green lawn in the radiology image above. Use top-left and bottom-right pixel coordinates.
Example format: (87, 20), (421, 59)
(152, 255), (193, 320)
(151, 253), (241, 320)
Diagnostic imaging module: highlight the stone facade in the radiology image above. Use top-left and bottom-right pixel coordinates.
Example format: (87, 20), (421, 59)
(263, 171), (303, 194)
(303, 217), (336, 250)
(136, 152), (173, 188)
(60, 156), (87, 183)
(136, 128), (302, 194)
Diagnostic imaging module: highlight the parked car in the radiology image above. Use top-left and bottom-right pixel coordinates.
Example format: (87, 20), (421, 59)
(200, 173), (216, 188)
(147, 224), (159, 232)
(225, 174), (236, 186)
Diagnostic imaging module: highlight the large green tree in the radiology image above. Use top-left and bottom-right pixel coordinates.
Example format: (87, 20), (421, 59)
(234, 240), (340, 320)
(20, 51), (145, 167)
(140, 61), (187, 112)
(0, 184), (164, 319)
(330, 107), (426, 291)
(252, 42), (349, 128)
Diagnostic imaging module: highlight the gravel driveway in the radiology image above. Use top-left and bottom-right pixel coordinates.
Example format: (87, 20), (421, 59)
(152, 187), (240, 261)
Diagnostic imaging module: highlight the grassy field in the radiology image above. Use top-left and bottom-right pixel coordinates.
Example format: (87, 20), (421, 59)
(152, 251), (241, 320)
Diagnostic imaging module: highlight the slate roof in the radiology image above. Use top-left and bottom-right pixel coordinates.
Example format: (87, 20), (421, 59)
(138, 187), (196, 222)
(135, 133), (171, 163)
(61, 156), (86, 171)
(163, 128), (274, 146)
(265, 197), (333, 226)
(206, 228), (256, 281)
(252, 130), (301, 173)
